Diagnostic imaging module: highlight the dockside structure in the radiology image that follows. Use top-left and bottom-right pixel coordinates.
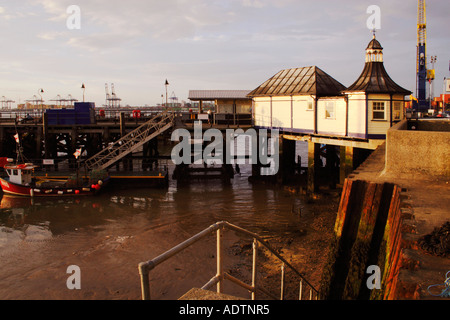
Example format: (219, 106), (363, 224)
(248, 35), (412, 192)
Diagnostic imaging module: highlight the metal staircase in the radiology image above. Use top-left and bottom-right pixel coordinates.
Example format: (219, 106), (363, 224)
(85, 111), (175, 170)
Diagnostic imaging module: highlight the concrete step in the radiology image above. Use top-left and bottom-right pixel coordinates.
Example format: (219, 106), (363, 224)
(179, 288), (247, 300)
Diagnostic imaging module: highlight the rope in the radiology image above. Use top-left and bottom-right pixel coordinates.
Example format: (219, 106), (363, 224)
(427, 271), (450, 298)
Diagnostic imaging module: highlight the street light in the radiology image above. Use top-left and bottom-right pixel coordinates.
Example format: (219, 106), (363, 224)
(38, 88), (44, 110)
(165, 79), (169, 110)
(81, 83), (85, 102)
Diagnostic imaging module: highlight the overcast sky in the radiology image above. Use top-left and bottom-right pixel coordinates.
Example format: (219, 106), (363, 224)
(0, 0), (449, 107)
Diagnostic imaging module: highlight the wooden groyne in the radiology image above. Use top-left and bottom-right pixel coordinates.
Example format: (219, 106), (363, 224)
(319, 179), (416, 299)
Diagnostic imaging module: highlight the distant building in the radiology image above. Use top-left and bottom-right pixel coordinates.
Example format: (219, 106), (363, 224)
(249, 35), (411, 140)
(188, 90), (252, 114)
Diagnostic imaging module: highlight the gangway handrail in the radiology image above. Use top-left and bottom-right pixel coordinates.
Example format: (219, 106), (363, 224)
(138, 221), (319, 300)
(84, 111), (174, 170)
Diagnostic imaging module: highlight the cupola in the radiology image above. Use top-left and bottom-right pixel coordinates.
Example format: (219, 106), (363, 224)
(365, 35), (384, 63)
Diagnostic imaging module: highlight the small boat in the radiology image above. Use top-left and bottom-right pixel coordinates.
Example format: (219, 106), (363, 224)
(0, 159), (109, 197)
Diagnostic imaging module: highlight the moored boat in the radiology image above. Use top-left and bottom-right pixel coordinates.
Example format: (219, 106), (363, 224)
(0, 158), (109, 197)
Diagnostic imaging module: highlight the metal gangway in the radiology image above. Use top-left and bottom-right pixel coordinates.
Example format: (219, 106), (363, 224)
(138, 221), (319, 300)
(84, 111), (175, 170)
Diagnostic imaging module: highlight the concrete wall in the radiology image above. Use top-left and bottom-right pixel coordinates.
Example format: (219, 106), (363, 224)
(386, 120), (450, 177)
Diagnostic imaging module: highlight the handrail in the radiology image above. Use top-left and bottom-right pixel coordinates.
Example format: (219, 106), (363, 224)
(138, 221), (319, 300)
(85, 111), (174, 170)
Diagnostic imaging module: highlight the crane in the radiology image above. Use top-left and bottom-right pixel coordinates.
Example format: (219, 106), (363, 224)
(105, 83), (111, 102)
(104, 83), (122, 108)
(416, 0), (427, 110)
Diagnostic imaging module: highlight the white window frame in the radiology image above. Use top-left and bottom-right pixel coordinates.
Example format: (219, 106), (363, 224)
(393, 102), (402, 121)
(325, 101), (336, 119)
(372, 101), (386, 120)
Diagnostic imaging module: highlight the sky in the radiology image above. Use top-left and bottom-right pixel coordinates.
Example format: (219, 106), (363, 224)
(0, 0), (449, 108)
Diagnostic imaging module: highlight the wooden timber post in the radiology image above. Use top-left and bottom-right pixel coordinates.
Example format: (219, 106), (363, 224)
(119, 112), (131, 170)
(36, 126), (42, 160)
(340, 146), (354, 185)
(42, 113), (49, 159)
(280, 136), (296, 184)
(326, 145), (338, 189)
(307, 141), (320, 194)
(70, 127), (78, 169)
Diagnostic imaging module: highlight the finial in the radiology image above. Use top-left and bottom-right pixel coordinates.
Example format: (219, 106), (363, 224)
(372, 28), (376, 39)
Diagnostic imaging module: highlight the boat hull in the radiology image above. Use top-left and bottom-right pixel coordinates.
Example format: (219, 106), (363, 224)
(0, 177), (109, 197)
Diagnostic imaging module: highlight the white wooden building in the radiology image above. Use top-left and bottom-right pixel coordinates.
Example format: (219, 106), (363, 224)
(249, 36), (411, 140)
(344, 36), (412, 139)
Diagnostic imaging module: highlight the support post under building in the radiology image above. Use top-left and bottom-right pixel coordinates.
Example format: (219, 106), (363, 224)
(280, 136), (296, 184)
(340, 146), (354, 185)
(307, 141), (321, 194)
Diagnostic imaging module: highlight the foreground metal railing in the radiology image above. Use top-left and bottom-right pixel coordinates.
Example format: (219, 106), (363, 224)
(138, 221), (319, 300)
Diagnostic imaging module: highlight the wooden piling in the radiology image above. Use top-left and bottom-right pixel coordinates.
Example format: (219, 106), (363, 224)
(340, 146), (354, 185)
(307, 141), (320, 194)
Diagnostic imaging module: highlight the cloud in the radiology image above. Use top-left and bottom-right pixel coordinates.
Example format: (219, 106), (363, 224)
(241, 0), (267, 8)
(37, 31), (66, 40)
(33, 0), (237, 42)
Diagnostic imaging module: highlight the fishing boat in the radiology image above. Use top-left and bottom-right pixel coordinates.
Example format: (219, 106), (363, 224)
(0, 158), (109, 197)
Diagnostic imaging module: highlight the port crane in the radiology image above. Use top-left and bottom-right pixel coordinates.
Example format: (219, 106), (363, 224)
(1, 96), (15, 109)
(105, 83), (122, 108)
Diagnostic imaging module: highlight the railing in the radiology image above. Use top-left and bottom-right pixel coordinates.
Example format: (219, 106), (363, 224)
(179, 113), (252, 126)
(138, 221), (319, 300)
(84, 111), (175, 170)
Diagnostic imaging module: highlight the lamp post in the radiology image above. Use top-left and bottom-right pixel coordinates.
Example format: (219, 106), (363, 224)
(444, 77), (448, 114)
(165, 79), (169, 110)
(81, 83), (85, 102)
(38, 89), (44, 116)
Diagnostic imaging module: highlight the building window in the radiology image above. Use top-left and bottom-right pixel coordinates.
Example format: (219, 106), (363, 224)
(325, 101), (335, 119)
(372, 102), (385, 120)
(393, 102), (402, 120)
(306, 102), (313, 111)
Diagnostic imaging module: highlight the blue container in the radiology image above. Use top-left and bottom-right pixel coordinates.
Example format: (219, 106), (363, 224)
(46, 102), (95, 125)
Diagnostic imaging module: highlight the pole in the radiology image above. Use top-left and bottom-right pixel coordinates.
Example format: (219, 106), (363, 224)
(444, 77), (447, 114)
(165, 79), (169, 110)
(251, 239), (258, 300)
(216, 228), (223, 294)
(82, 84), (85, 102)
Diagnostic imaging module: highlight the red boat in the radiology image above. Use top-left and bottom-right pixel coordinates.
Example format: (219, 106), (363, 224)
(0, 159), (109, 197)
